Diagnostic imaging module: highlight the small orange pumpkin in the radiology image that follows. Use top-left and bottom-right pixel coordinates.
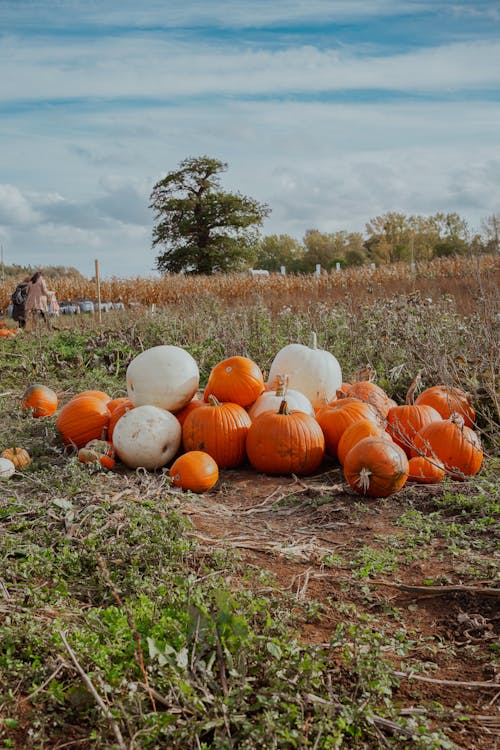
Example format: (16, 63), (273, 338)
(407, 456), (445, 484)
(108, 399), (134, 441)
(1, 447), (31, 469)
(386, 403), (442, 457)
(343, 436), (409, 498)
(341, 381), (394, 418)
(71, 390), (111, 404)
(337, 418), (391, 466)
(316, 399), (379, 458)
(204, 356), (265, 408)
(414, 385), (475, 428)
(246, 399), (325, 476)
(174, 397), (206, 427)
(78, 440), (115, 469)
(182, 396), (251, 469)
(170, 451), (219, 492)
(21, 384), (58, 418)
(56, 396), (111, 449)
(411, 413), (482, 479)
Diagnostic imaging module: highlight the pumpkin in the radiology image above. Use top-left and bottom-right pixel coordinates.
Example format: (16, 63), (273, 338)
(70, 390), (111, 404)
(105, 397), (131, 414)
(113, 405), (181, 470)
(414, 385), (475, 428)
(248, 374), (314, 420)
(337, 418), (391, 466)
(107, 399), (135, 441)
(56, 395), (111, 448)
(246, 399), (325, 476)
(341, 381), (393, 418)
(174, 397), (206, 427)
(78, 440), (115, 470)
(266, 333), (342, 409)
(182, 396), (251, 469)
(1, 447), (30, 469)
(316, 399), (379, 458)
(170, 451), (219, 493)
(407, 456), (445, 484)
(21, 384), (58, 418)
(343, 437), (409, 498)
(411, 413), (482, 479)
(204, 356), (264, 407)
(126, 345), (199, 412)
(386, 404), (442, 457)
(0, 457), (16, 478)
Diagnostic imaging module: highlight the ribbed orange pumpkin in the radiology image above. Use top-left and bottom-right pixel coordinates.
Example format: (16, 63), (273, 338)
(204, 356), (265, 408)
(317, 399), (379, 458)
(414, 385), (475, 428)
(337, 418), (391, 466)
(107, 397), (133, 414)
(1, 447), (31, 469)
(56, 396), (111, 448)
(71, 390), (111, 404)
(386, 404), (442, 457)
(343, 437), (409, 498)
(341, 381), (393, 418)
(174, 397), (206, 427)
(21, 384), (58, 418)
(182, 396), (251, 468)
(170, 451), (219, 493)
(411, 413), (482, 479)
(407, 456), (445, 484)
(108, 400), (135, 441)
(246, 399), (325, 476)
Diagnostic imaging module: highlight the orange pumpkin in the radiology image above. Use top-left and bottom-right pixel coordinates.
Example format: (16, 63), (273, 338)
(174, 397), (206, 427)
(411, 413), (482, 479)
(386, 404), (442, 457)
(71, 390), (111, 404)
(21, 384), (58, 418)
(341, 381), (393, 418)
(1, 447), (31, 469)
(246, 399), (325, 476)
(108, 399), (135, 441)
(106, 397), (133, 414)
(337, 418), (391, 466)
(183, 396), (251, 468)
(170, 451), (219, 492)
(56, 396), (111, 449)
(414, 385), (475, 428)
(204, 356), (265, 408)
(78, 440), (115, 470)
(407, 456), (445, 484)
(316, 399), (379, 458)
(343, 436), (409, 498)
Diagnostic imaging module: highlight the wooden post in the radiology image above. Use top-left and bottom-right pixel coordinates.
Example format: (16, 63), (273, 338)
(95, 259), (102, 324)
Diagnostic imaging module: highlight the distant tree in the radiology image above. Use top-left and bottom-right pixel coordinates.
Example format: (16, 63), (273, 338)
(344, 233), (367, 266)
(150, 156), (271, 274)
(365, 212), (412, 263)
(481, 213), (500, 254)
(431, 212), (469, 257)
(255, 234), (304, 272)
(302, 230), (350, 272)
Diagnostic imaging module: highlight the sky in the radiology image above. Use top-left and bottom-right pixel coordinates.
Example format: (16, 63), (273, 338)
(0, 0), (499, 278)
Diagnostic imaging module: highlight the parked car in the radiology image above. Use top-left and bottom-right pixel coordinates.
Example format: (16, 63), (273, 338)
(59, 301), (79, 315)
(77, 300), (94, 313)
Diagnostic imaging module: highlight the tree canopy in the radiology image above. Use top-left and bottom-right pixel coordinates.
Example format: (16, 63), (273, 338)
(150, 156), (270, 274)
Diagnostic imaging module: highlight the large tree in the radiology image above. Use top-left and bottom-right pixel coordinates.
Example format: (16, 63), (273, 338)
(150, 156), (271, 274)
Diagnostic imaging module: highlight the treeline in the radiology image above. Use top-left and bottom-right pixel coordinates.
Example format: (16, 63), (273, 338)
(0, 264), (85, 281)
(254, 212), (500, 272)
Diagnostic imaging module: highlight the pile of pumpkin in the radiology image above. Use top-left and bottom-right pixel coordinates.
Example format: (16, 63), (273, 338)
(1, 340), (483, 497)
(0, 320), (19, 338)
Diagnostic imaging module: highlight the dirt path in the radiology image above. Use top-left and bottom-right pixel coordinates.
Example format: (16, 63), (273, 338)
(180, 466), (499, 749)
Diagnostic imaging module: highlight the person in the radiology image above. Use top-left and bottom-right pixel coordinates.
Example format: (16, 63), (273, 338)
(11, 276), (31, 329)
(25, 271), (50, 328)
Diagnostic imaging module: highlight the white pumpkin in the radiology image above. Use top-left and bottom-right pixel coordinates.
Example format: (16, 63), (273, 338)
(112, 405), (182, 470)
(248, 387), (314, 420)
(0, 457), (16, 479)
(267, 334), (342, 409)
(126, 345), (199, 412)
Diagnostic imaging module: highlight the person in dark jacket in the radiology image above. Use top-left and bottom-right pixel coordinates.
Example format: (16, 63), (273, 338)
(11, 276), (31, 329)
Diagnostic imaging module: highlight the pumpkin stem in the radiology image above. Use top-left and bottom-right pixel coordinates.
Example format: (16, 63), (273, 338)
(274, 374), (289, 398)
(207, 395), (222, 407)
(450, 412), (465, 430)
(278, 399), (290, 415)
(405, 371), (422, 405)
(356, 467), (372, 494)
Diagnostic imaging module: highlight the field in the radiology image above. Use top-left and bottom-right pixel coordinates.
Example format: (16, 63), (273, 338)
(0, 256), (499, 749)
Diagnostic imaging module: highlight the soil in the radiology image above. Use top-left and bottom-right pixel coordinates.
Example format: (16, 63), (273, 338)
(182, 465), (499, 750)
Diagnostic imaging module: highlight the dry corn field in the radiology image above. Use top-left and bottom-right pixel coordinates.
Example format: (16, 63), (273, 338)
(1, 255), (498, 314)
